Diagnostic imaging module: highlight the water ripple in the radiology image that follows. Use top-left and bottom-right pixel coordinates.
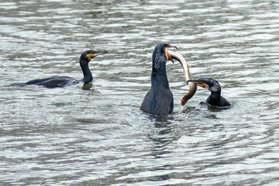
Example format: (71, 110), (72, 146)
(0, 0), (279, 185)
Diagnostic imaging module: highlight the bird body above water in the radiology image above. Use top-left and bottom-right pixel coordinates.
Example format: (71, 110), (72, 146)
(14, 50), (97, 89)
(140, 43), (174, 116)
(141, 43), (193, 117)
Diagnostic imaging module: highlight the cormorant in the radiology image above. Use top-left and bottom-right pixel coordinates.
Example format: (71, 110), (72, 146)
(187, 78), (231, 109)
(140, 43), (181, 116)
(17, 50), (97, 89)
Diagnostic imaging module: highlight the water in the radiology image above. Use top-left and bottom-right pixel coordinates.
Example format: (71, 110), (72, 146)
(0, 0), (279, 185)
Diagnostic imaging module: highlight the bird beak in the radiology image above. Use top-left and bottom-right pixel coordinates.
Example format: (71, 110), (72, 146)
(95, 50), (109, 56)
(86, 53), (97, 61)
(166, 44), (178, 50)
(187, 80), (209, 89)
(164, 44), (178, 63)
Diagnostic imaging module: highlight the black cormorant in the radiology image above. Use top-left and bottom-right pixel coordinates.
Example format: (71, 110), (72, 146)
(140, 43), (182, 116)
(188, 78), (231, 109)
(19, 50), (97, 89)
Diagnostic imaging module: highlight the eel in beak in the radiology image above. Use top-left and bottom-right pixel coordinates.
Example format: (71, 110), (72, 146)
(167, 50), (197, 105)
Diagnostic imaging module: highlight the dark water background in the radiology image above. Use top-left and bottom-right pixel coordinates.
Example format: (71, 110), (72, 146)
(0, 0), (279, 185)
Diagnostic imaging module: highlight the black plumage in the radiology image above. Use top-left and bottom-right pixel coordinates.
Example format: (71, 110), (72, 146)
(188, 78), (231, 109)
(140, 43), (174, 116)
(17, 50), (96, 89)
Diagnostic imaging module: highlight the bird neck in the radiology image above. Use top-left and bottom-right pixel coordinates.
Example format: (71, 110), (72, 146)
(151, 65), (169, 88)
(80, 60), (93, 84)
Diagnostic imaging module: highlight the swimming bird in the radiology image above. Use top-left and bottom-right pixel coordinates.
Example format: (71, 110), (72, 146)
(188, 78), (231, 109)
(18, 50), (97, 89)
(141, 43), (189, 116)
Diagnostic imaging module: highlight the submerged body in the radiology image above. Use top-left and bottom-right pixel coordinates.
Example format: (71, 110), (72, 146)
(188, 78), (231, 109)
(206, 90), (231, 109)
(25, 76), (79, 88)
(15, 50), (96, 89)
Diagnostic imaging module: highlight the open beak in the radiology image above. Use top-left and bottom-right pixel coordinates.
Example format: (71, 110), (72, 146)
(187, 80), (209, 89)
(95, 50), (108, 56)
(86, 53), (97, 61)
(164, 45), (178, 63)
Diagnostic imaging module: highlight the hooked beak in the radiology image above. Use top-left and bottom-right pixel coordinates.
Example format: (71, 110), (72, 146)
(166, 44), (178, 49)
(85, 49), (109, 62)
(95, 50), (108, 56)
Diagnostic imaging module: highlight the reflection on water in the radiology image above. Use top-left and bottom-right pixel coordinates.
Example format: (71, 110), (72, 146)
(0, 0), (279, 185)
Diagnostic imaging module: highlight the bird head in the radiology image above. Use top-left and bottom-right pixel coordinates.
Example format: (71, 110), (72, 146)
(80, 50), (97, 63)
(152, 43), (177, 70)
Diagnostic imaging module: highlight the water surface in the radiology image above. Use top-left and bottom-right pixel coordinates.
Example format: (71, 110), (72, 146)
(0, 0), (279, 185)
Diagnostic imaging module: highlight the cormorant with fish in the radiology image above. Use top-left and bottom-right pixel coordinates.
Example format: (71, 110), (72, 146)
(15, 50), (97, 89)
(140, 43), (179, 116)
(188, 78), (231, 109)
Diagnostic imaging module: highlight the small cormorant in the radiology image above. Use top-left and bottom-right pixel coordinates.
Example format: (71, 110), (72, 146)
(140, 43), (181, 116)
(18, 50), (97, 89)
(188, 78), (231, 109)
